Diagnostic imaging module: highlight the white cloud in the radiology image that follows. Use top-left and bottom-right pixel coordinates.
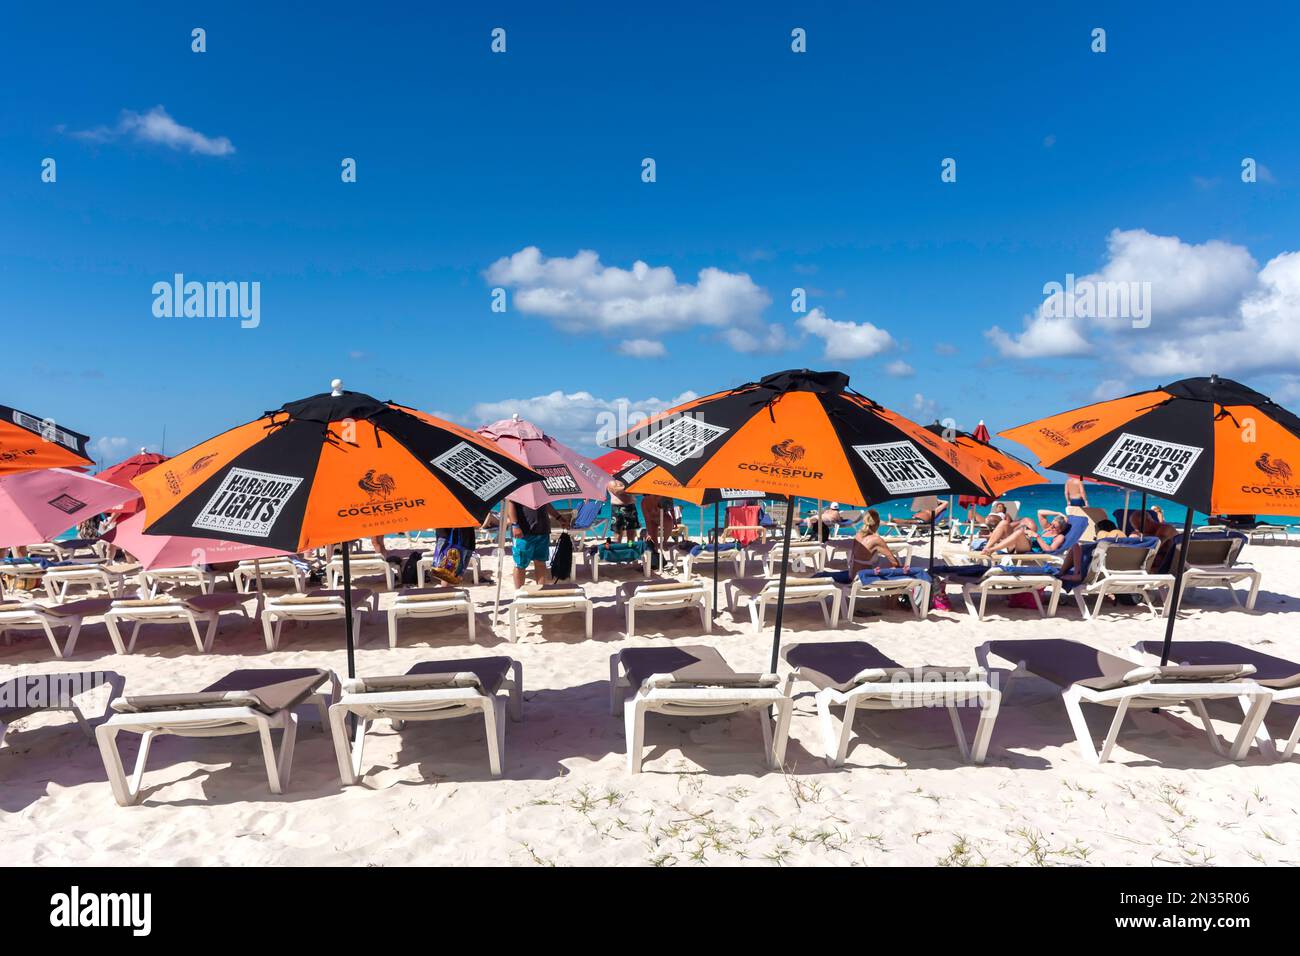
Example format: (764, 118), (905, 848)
(986, 229), (1264, 366)
(911, 393), (940, 420)
(90, 436), (129, 462)
(934, 342), (958, 356)
(796, 308), (894, 360)
(485, 247), (773, 353)
(1090, 378), (1131, 401)
(616, 338), (667, 359)
(722, 324), (790, 354)
(463, 389), (698, 454)
(884, 359), (914, 377)
(65, 106), (235, 156)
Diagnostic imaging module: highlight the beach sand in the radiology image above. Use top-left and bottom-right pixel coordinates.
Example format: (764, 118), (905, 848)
(4, 541), (1300, 867)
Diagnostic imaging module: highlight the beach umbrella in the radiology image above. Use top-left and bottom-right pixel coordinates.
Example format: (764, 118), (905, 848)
(592, 449), (638, 475)
(603, 368), (992, 669)
(476, 415), (612, 619)
(1000, 374), (1300, 663)
(0, 468), (137, 548)
(105, 511), (291, 570)
(0, 403), (93, 475)
(132, 381), (540, 677)
(612, 454), (782, 618)
(96, 449), (169, 517)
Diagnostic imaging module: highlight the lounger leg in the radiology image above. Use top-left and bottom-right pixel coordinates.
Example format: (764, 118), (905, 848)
(96, 725), (155, 807)
(1246, 573), (1261, 611)
(482, 698), (504, 776)
(328, 704), (362, 785)
(126, 621), (145, 654)
(259, 713), (298, 794)
(817, 690), (856, 767)
(1282, 713), (1300, 760)
(467, 605), (476, 643)
(262, 613), (279, 651)
(819, 598), (831, 626)
(970, 688), (1001, 764)
(584, 602), (593, 641)
(624, 698), (648, 773)
(947, 705), (972, 762)
(1228, 694), (1271, 761)
(187, 615), (206, 653)
(770, 697), (792, 769)
(1096, 698), (1132, 763)
(103, 616), (128, 655)
(847, 590), (859, 620)
(388, 612), (399, 650)
(626, 603), (635, 640)
(829, 590), (842, 627)
(1076, 590), (1090, 620)
(508, 604), (519, 643)
(915, 581), (930, 618)
(1046, 583), (1061, 617)
(979, 589), (990, 622)
(1190, 699), (1227, 757)
(1030, 588), (1044, 617)
(507, 661), (524, 721)
(42, 619), (66, 658)
(1062, 687), (1105, 764)
(608, 654), (624, 716)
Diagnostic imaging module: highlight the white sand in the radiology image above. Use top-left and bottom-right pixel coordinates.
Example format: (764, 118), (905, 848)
(4, 542), (1300, 867)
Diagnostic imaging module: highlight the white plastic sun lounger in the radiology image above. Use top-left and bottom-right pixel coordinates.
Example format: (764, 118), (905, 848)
(387, 587), (476, 647)
(725, 576), (842, 632)
(329, 657), (522, 781)
(615, 578), (711, 638)
(1070, 540), (1173, 619)
(139, 564), (220, 597)
(846, 572), (931, 620)
(1247, 524), (1292, 544)
(103, 593), (251, 654)
(508, 584), (592, 643)
(782, 641), (1000, 765)
(1, 670), (125, 748)
(754, 541), (827, 576)
(43, 563), (137, 602)
(326, 553), (394, 590)
(1137, 640), (1300, 760)
(976, 639), (1269, 764)
(232, 557), (307, 594)
(960, 566), (1062, 621)
(95, 667), (337, 805)
(680, 546), (747, 580)
(609, 645), (792, 773)
(1172, 537), (1262, 612)
(0, 597), (113, 658)
(587, 545), (652, 582)
(261, 589), (376, 651)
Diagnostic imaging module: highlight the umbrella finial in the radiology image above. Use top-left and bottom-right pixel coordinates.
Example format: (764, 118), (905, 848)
(331, 378), (344, 396)
(512, 412), (520, 421)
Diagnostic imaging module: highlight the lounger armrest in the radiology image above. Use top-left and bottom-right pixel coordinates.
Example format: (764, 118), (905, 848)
(112, 690), (267, 714)
(850, 665), (987, 685)
(271, 595), (341, 605)
(111, 597), (184, 608)
(644, 672), (780, 689)
(347, 673), (484, 694)
(1149, 663), (1257, 683)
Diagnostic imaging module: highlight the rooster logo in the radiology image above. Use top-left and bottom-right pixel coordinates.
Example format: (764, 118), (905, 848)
(986, 457), (1007, 473)
(358, 469), (397, 501)
(771, 439), (806, 463)
(1255, 453), (1294, 487)
(1069, 419), (1098, 432)
(188, 453), (218, 475)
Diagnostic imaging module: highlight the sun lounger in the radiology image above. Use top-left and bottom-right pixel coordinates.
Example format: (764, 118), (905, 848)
(615, 578), (711, 638)
(43, 562), (137, 602)
(508, 583), (592, 643)
(0, 559), (49, 594)
(609, 645), (792, 773)
(0, 597), (112, 657)
(232, 557), (308, 594)
(725, 576), (842, 631)
(328, 657), (522, 781)
(753, 540), (827, 576)
(845, 568), (932, 619)
(103, 593), (251, 654)
(1170, 536), (1262, 612)
(782, 641), (1000, 764)
(1247, 523), (1292, 544)
(1069, 539), (1174, 619)
(1136, 640), (1300, 760)
(387, 586), (476, 647)
(26, 538), (102, 563)
(1, 670), (125, 748)
(976, 639), (1269, 763)
(139, 564), (220, 597)
(95, 667), (337, 805)
(681, 543), (747, 579)
(586, 541), (652, 582)
(957, 565), (1063, 620)
(261, 588), (375, 651)
(326, 552), (394, 590)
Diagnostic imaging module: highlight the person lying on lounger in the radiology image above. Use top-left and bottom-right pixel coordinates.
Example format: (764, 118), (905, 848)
(892, 499), (948, 526)
(967, 501), (1008, 532)
(985, 515), (1071, 555)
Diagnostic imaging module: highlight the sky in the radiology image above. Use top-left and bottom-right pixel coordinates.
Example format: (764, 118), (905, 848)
(3, 1), (1299, 473)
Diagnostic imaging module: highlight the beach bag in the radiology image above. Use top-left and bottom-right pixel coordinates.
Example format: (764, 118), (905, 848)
(425, 528), (477, 585)
(549, 533), (574, 581)
(400, 552), (421, 586)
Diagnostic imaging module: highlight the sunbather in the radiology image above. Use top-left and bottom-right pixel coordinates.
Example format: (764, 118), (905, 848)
(851, 510), (901, 568)
(893, 499), (948, 526)
(986, 515), (1071, 555)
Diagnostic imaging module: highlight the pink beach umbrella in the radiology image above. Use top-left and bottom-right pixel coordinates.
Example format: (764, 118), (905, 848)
(104, 511), (293, 571)
(0, 468), (137, 548)
(476, 415), (613, 617)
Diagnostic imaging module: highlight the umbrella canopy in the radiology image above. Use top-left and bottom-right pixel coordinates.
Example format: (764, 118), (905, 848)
(477, 415), (612, 507)
(133, 381), (541, 678)
(999, 375), (1300, 516)
(604, 368), (993, 669)
(923, 420), (1045, 504)
(105, 511), (292, 571)
(97, 449), (168, 517)
(1001, 373), (1300, 664)
(592, 449), (638, 475)
(0, 403), (93, 475)
(0, 468), (137, 548)
(612, 455), (776, 506)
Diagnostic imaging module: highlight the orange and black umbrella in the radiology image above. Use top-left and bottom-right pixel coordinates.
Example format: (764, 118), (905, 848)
(1001, 373), (1300, 662)
(134, 382), (539, 675)
(604, 368), (993, 667)
(923, 421), (1046, 503)
(0, 403), (93, 475)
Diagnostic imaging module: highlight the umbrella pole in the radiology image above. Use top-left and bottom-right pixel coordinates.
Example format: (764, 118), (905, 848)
(1159, 510), (1196, 666)
(342, 545), (356, 679)
(1122, 490), (1131, 533)
(712, 502), (720, 622)
(1140, 493), (1148, 524)
(768, 503), (795, 673)
(493, 504), (507, 621)
(928, 512), (936, 569)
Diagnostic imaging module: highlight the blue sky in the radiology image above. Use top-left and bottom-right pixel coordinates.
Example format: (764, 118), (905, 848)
(3, 1), (1298, 471)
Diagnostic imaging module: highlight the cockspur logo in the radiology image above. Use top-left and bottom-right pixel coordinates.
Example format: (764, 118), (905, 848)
(163, 453), (218, 496)
(737, 437), (823, 480)
(338, 470), (425, 519)
(1246, 452), (1299, 498)
(1070, 418), (1099, 432)
(770, 439), (806, 463)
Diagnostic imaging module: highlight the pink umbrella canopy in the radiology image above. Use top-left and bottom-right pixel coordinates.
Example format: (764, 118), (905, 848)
(476, 415), (612, 507)
(0, 468), (138, 548)
(105, 512), (293, 571)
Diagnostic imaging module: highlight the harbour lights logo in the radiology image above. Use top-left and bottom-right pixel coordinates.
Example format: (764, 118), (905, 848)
(432, 441), (514, 500)
(12, 409), (81, 449)
(1093, 433), (1203, 495)
(633, 416), (729, 466)
(853, 441), (949, 494)
(193, 467), (303, 537)
(536, 463), (581, 496)
(619, 458), (657, 485)
(47, 493), (88, 515)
